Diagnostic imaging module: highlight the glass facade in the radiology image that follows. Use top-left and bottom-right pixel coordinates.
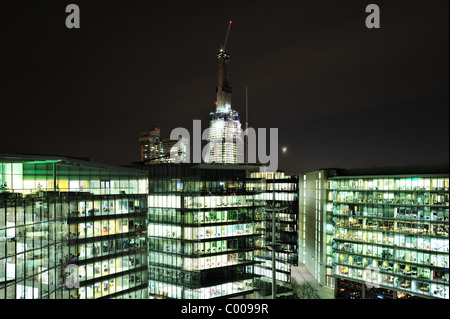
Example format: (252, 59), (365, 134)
(251, 171), (298, 285)
(0, 155), (148, 299)
(330, 175), (449, 299)
(144, 164), (265, 299)
(206, 113), (244, 164)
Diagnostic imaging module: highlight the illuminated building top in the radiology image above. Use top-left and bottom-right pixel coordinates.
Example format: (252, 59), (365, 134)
(205, 22), (244, 164)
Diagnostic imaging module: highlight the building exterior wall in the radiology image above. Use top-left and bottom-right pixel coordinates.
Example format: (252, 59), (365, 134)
(298, 170), (330, 287)
(299, 167), (449, 299)
(144, 164), (265, 299)
(331, 174), (449, 299)
(251, 171), (298, 284)
(0, 155), (149, 299)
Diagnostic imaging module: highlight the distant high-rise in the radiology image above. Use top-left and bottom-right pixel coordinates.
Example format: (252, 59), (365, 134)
(139, 126), (161, 162)
(160, 138), (177, 163)
(205, 22), (244, 164)
(139, 127), (188, 164)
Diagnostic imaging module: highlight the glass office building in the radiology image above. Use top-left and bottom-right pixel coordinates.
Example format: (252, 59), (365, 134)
(300, 166), (449, 299)
(0, 154), (148, 299)
(251, 171), (298, 285)
(141, 163), (265, 299)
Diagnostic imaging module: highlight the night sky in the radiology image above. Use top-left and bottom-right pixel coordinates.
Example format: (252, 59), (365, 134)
(1, 0), (448, 174)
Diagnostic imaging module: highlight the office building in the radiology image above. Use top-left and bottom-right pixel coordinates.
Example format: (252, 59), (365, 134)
(0, 154), (149, 299)
(252, 171), (298, 286)
(160, 139), (178, 163)
(139, 127), (188, 164)
(136, 163), (266, 299)
(139, 126), (161, 162)
(299, 166), (449, 299)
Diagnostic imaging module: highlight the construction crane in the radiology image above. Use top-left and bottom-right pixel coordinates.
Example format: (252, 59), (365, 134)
(221, 20), (232, 52)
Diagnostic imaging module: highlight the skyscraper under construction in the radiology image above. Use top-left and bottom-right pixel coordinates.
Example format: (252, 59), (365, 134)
(205, 21), (244, 165)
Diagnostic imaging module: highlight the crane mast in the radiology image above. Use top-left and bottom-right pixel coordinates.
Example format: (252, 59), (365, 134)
(222, 20), (232, 51)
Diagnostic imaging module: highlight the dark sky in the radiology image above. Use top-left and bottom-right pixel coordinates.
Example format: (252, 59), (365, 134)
(1, 0), (449, 174)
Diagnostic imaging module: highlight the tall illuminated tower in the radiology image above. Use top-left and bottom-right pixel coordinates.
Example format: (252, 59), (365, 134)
(205, 21), (244, 164)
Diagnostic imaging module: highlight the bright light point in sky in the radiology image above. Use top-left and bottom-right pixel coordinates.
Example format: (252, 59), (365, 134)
(282, 146), (287, 153)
